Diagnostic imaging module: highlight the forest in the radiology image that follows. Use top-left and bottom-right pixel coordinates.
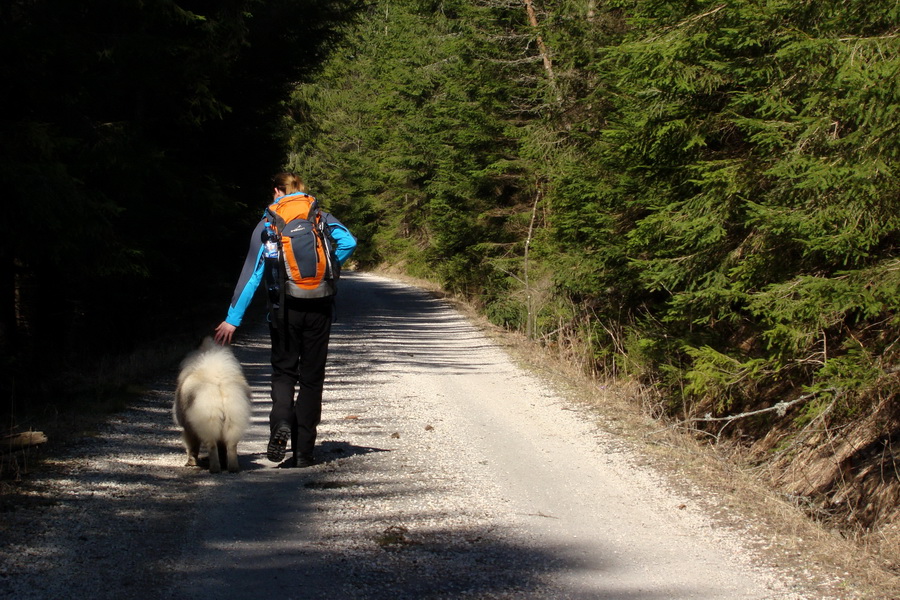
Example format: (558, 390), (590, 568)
(3, 0), (899, 548)
(1, 0), (361, 393)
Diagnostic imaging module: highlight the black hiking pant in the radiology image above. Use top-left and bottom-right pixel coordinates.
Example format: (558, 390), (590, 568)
(269, 296), (334, 457)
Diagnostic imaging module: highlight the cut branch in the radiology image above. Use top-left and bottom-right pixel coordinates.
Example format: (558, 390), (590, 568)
(660, 390), (837, 441)
(2, 431), (48, 454)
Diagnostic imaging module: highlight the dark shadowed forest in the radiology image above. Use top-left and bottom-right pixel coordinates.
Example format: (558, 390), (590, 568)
(1, 0), (360, 396)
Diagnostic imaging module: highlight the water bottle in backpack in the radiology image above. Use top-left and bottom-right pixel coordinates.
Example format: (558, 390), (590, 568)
(263, 223), (280, 259)
(262, 223), (281, 304)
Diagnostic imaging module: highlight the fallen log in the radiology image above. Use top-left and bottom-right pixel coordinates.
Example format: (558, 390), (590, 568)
(1, 431), (48, 454)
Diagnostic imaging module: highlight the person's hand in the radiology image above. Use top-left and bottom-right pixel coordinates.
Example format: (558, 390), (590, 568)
(214, 321), (237, 345)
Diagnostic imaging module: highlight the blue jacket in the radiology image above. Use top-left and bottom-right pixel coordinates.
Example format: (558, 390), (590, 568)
(224, 193), (357, 326)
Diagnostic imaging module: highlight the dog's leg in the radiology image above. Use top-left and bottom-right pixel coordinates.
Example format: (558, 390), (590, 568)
(217, 442), (230, 473)
(183, 428), (201, 467)
(207, 441), (222, 473)
(225, 442), (240, 473)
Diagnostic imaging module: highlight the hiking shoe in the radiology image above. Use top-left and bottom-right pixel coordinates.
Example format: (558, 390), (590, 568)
(295, 453), (316, 468)
(267, 422), (291, 463)
(279, 453), (315, 469)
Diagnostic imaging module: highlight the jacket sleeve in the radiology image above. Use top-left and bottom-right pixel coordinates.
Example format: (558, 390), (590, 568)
(225, 219), (266, 327)
(324, 214), (357, 266)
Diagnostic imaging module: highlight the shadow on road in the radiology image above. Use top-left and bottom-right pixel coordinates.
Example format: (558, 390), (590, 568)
(0, 273), (731, 600)
(160, 273), (711, 599)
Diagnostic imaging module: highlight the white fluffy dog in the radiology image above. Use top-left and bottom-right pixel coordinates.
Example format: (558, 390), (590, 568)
(173, 337), (251, 473)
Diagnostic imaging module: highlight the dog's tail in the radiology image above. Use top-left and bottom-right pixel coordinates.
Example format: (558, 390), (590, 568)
(178, 379), (249, 442)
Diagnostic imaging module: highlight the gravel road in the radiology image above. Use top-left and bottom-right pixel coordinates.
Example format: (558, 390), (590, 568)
(1, 272), (824, 599)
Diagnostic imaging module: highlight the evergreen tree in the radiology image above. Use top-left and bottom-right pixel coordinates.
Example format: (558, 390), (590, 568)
(287, 0), (900, 438)
(289, 0), (537, 302)
(0, 0), (360, 408)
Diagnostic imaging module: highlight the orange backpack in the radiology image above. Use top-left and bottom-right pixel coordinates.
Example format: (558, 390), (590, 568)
(264, 193), (337, 300)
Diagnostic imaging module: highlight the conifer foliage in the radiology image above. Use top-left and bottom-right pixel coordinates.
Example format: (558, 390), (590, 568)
(292, 0), (900, 527)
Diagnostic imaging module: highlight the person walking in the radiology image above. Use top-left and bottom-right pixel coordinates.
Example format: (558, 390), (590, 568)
(214, 172), (357, 467)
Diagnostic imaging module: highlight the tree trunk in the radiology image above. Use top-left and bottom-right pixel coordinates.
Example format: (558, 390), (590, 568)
(524, 187), (542, 340)
(523, 0), (557, 91)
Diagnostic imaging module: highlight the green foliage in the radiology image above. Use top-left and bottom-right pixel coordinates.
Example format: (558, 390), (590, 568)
(287, 0), (899, 429)
(740, 259), (900, 375)
(485, 297), (526, 331)
(567, 0), (900, 416)
(288, 0), (533, 293)
(682, 345), (773, 412)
